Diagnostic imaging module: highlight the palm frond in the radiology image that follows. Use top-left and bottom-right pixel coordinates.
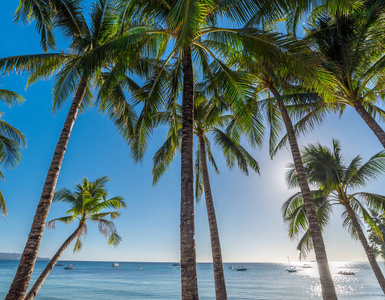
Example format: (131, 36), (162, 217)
(0, 191), (6, 217)
(0, 89), (25, 106)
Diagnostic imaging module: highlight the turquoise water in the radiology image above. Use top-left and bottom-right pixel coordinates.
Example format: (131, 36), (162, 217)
(0, 261), (384, 299)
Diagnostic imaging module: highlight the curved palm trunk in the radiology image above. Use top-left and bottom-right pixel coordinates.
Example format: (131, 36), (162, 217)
(25, 224), (84, 300)
(198, 136), (227, 300)
(353, 102), (385, 149)
(343, 202), (385, 294)
(181, 48), (199, 300)
(6, 80), (88, 300)
(269, 85), (337, 300)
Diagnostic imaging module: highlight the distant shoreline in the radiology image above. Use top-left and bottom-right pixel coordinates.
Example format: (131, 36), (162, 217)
(0, 252), (49, 261)
(0, 257), (375, 264)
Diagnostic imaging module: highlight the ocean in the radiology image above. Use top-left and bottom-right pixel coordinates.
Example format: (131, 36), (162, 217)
(0, 261), (384, 299)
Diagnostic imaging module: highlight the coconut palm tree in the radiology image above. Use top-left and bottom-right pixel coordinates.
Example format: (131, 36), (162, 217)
(2, 1), (139, 298)
(303, 5), (385, 148)
(282, 139), (385, 294)
(25, 176), (126, 300)
(152, 93), (260, 298)
(0, 88), (26, 216)
(228, 31), (338, 298)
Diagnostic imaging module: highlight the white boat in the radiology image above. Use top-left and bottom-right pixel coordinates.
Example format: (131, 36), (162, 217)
(287, 257), (297, 273)
(64, 264), (77, 270)
(302, 264), (313, 269)
(236, 266), (247, 271)
(111, 262), (120, 267)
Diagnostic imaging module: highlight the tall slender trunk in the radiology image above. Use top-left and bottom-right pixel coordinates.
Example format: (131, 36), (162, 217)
(269, 85), (337, 300)
(198, 136), (227, 300)
(353, 102), (385, 149)
(342, 202), (385, 294)
(6, 80), (88, 300)
(181, 48), (199, 300)
(25, 224), (84, 300)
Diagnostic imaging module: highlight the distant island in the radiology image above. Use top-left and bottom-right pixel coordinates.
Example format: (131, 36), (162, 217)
(0, 252), (49, 261)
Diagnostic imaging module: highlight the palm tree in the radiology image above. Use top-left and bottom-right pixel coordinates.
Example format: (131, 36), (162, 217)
(283, 139), (385, 294)
(2, 1), (138, 298)
(0, 88), (26, 216)
(229, 32), (338, 298)
(368, 211), (385, 260)
(25, 176), (125, 300)
(105, 2), (319, 298)
(303, 5), (385, 148)
(152, 94), (260, 299)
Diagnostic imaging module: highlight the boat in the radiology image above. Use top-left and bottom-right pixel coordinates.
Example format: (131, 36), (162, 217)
(64, 264), (77, 270)
(302, 264), (313, 269)
(138, 267), (142, 269)
(56, 262), (64, 266)
(338, 271), (355, 275)
(236, 266), (247, 271)
(229, 265), (234, 270)
(287, 268), (297, 273)
(287, 257), (297, 273)
(172, 263), (180, 266)
(111, 262), (120, 267)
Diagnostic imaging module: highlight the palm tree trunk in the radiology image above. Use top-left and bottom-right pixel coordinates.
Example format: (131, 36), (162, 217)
(25, 224), (84, 300)
(353, 102), (385, 149)
(269, 85), (337, 300)
(343, 202), (385, 294)
(181, 48), (199, 300)
(198, 136), (227, 300)
(5, 80), (88, 300)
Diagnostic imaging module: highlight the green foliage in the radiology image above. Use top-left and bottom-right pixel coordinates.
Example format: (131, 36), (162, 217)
(297, 3), (385, 118)
(1, 0), (143, 160)
(151, 93), (260, 202)
(283, 139), (385, 258)
(0, 88), (27, 216)
(369, 212), (385, 260)
(77, 0), (333, 162)
(48, 176), (126, 251)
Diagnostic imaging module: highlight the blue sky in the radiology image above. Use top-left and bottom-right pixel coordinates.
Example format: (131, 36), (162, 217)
(1, 1), (385, 263)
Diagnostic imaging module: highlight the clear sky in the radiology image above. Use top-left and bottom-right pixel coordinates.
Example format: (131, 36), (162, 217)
(1, 1), (385, 263)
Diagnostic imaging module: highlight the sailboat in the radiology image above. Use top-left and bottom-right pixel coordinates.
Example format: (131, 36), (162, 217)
(287, 257), (297, 273)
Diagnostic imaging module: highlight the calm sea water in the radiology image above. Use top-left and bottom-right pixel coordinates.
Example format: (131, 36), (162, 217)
(0, 261), (384, 299)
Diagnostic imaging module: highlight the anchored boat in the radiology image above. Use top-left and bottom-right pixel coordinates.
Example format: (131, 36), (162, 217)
(287, 257), (297, 273)
(64, 264), (77, 270)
